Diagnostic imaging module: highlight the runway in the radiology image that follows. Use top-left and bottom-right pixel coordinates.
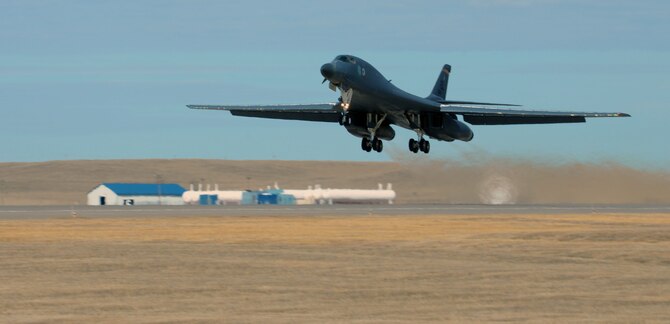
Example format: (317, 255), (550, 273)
(0, 204), (669, 220)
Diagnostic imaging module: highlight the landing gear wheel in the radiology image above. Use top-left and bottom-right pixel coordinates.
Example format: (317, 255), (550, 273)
(419, 139), (429, 153)
(408, 139), (419, 153)
(361, 137), (372, 152)
(372, 137), (383, 152)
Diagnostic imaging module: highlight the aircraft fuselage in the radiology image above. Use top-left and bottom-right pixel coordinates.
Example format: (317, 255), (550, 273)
(320, 55), (471, 144)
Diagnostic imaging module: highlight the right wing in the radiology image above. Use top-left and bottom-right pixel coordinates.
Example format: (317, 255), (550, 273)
(187, 103), (342, 123)
(440, 104), (630, 125)
(438, 100), (521, 107)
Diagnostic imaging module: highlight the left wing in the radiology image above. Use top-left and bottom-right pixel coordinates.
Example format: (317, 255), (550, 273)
(440, 104), (630, 125)
(187, 103), (342, 123)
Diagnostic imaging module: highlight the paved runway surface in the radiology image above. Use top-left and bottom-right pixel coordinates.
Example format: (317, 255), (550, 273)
(0, 204), (669, 220)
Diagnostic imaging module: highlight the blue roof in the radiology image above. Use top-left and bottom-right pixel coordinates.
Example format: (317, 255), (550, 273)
(102, 183), (185, 196)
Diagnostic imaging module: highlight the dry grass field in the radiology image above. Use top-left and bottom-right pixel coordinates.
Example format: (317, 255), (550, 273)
(2, 213), (670, 322)
(1, 159), (670, 205)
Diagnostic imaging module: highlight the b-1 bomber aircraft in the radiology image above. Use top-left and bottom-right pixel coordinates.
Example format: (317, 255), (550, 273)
(188, 55), (629, 154)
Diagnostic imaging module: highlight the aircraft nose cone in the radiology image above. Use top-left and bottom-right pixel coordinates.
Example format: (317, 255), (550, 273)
(320, 63), (334, 79)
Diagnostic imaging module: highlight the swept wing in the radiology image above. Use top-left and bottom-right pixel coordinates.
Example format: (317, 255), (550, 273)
(187, 103), (341, 123)
(440, 104), (630, 125)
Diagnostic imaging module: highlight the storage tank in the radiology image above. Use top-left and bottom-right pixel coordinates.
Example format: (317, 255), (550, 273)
(284, 183), (395, 204)
(182, 184), (243, 205)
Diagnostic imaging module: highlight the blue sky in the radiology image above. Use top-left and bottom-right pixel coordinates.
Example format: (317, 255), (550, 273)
(1, 0), (668, 167)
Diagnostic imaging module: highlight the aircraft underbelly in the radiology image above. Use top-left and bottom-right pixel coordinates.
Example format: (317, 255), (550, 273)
(348, 90), (414, 131)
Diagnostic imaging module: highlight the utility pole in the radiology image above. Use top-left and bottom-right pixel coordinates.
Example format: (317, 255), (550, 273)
(0, 180), (4, 205)
(156, 174), (163, 206)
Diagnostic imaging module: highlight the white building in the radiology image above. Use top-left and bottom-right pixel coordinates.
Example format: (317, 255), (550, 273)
(87, 183), (186, 206)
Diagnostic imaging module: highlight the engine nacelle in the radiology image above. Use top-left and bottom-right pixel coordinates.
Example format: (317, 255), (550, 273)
(424, 113), (474, 142)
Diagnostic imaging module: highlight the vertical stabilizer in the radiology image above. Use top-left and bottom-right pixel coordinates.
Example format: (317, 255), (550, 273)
(428, 64), (451, 101)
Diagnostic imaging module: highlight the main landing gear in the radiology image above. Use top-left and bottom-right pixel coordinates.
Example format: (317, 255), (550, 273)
(409, 138), (430, 154)
(361, 137), (383, 153)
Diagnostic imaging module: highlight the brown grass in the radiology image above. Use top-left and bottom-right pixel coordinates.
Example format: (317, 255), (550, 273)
(2, 213), (670, 322)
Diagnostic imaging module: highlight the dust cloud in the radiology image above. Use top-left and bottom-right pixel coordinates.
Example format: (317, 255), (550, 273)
(389, 150), (670, 204)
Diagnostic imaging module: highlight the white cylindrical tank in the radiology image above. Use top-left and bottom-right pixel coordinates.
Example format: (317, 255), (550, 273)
(214, 191), (244, 204)
(182, 183), (244, 205)
(321, 189), (395, 202)
(285, 185), (395, 204)
(182, 190), (200, 204)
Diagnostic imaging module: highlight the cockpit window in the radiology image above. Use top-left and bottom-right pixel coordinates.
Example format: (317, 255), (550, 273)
(335, 55), (357, 64)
